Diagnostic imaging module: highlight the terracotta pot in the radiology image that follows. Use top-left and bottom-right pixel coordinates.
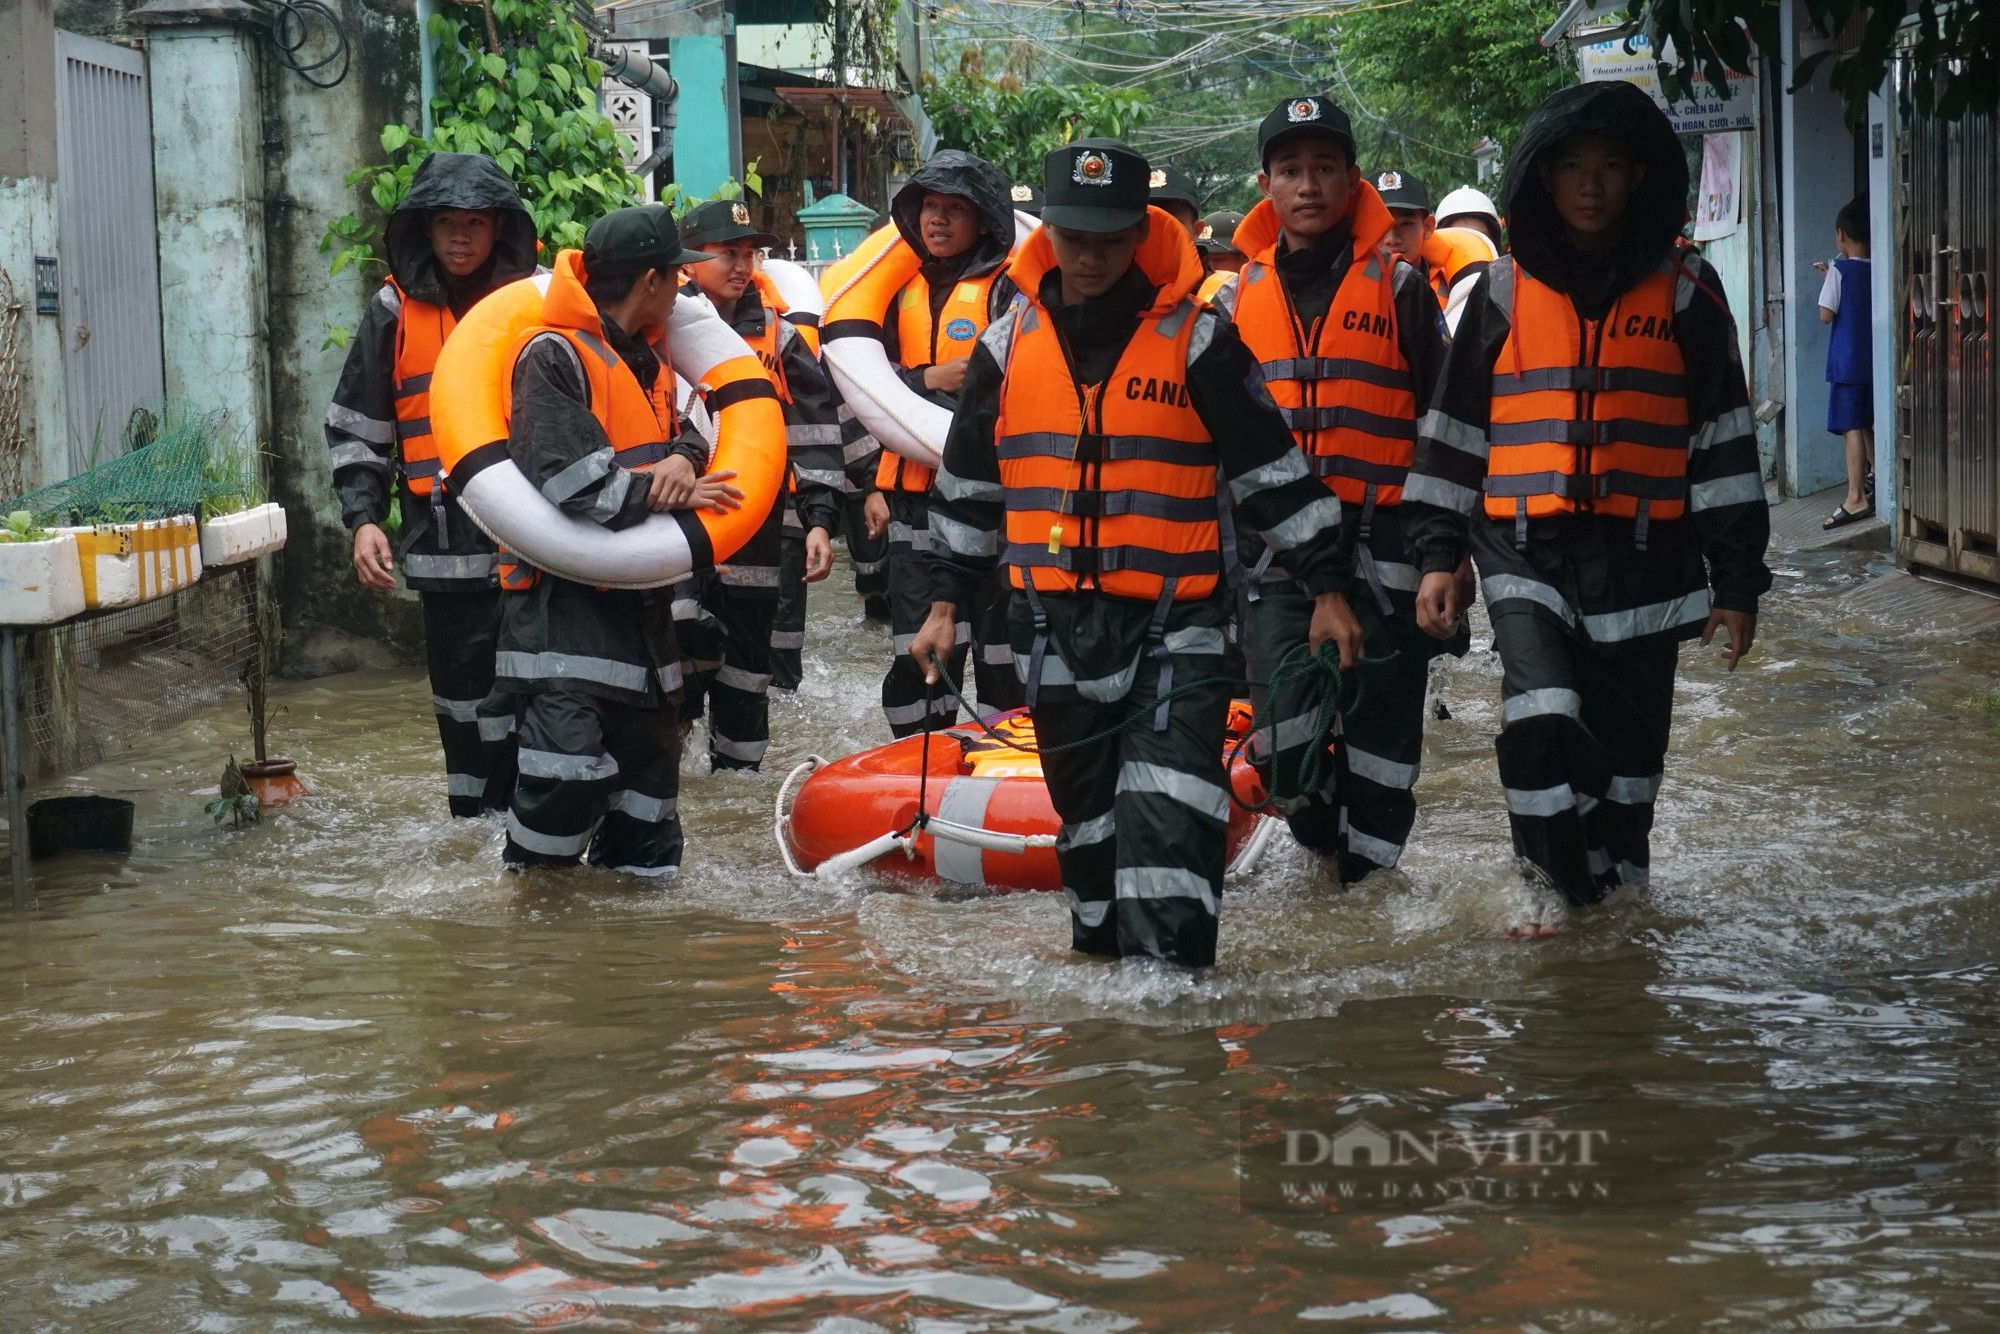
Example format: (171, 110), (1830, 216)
(241, 759), (308, 808)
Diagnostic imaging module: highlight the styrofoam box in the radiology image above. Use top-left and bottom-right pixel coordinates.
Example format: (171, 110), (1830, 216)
(0, 532), (87, 625)
(58, 517), (204, 609)
(200, 502), (288, 567)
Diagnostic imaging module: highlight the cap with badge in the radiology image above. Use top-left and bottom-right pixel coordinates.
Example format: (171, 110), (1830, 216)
(582, 205), (716, 276)
(1009, 181), (1045, 218)
(1372, 168), (1430, 214)
(1041, 138), (1152, 234)
(1196, 209), (1245, 257)
(678, 197), (779, 251)
(1256, 93), (1358, 168)
(1147, 164), (1201, 212)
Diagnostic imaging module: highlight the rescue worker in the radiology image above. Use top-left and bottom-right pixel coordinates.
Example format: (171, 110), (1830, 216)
(1010, 182), (1045, 218)
(1195, 209), (1246, 305)
(1375, 167), (1436, 269)
(1148, 164), (1204, 236)
(324, 151), (536, 818)
(837, 151), (1025, 736)
(1403, 81), (1771, 933)
(913, 140), (1361, 968)
(489, 206), (750, 874)
(668, 200), (843, 761)
(1376, 167), (1497, 337)
(1198, 210), (1247, 274)
(1214, 96), (1457, 886)
(1437, 185), (1504, 247)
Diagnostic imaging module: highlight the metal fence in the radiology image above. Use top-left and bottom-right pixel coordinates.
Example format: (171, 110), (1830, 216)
(22, 566), (263, 783)
(54, 29), (166, 475)
(1897, 60), (1997, 587)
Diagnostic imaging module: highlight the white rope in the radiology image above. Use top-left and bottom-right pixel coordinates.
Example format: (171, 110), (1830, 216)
(773, 755), (824, 877)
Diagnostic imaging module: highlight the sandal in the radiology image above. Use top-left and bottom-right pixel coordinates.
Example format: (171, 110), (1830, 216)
(1823, 503), (1875, 530)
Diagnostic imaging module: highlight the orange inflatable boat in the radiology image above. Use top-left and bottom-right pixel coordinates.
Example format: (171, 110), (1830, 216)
(778, 704), (1277, 890)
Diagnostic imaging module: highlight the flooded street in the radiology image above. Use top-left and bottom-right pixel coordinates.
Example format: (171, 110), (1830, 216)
(2, 544), (1998, 1330)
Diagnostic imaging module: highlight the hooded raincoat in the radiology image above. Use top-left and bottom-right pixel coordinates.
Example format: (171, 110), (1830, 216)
(859, 151), (1026, 736)
(1401, 80), (1772, 906)
(322, 152), (539, 817)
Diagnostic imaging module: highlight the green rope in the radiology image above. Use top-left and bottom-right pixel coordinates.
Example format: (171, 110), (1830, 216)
(926, 642), (1384, 814)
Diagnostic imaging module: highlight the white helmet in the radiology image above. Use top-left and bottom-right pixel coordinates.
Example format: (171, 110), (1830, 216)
(1436, 186), (1501, 229)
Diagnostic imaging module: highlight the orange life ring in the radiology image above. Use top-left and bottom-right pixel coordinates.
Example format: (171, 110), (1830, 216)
(431, 252), (786, 588)
(783, 703), (1269, 891)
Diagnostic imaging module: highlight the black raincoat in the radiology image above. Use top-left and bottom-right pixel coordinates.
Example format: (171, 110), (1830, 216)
(324, 151), (539, 592)
(1400, 80), (1772, 907)
(322, 152), (538, 817)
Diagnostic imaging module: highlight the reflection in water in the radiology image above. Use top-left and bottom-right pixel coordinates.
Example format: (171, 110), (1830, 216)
(0, 546), (1997, 1328)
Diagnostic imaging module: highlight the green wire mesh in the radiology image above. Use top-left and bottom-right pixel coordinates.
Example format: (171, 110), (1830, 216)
(5, 401), (262, 526)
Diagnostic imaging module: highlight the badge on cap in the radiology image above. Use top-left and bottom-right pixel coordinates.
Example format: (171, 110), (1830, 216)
(1148, 168), (1167, 189)
(1197, 221), (1214, 240)
(1011, 184), (1034, 203)
(1376, 171), (1403, 192)
(731, 202), (750, 225)
(1073, 150), (1113, 187)
(1287, 98), (1322, 124)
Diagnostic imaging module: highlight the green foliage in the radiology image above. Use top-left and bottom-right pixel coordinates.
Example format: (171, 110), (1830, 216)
(199, 450), (268, 521)
(659, 160), (765, 218)
(922, 50), (1153, 183)
(0, 510), (51, 544)
(208, 759), (262, 828)
(1635, 0), (1996, 123)
(1298, 0), (1571, 192)
(319, 0), (640, 288)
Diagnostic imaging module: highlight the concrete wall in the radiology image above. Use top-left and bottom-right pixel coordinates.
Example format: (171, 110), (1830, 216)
(55, 0), (424, 673)
(1865, 91), (1896, 532)
(1777, 1), (1853, 497)
(260, 0), (427, 674)
(148, 27), (271, 442)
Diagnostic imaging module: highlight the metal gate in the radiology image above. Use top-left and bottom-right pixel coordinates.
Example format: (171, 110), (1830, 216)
(1898, 65), (1997, 587)
(53, 30), (165, 477)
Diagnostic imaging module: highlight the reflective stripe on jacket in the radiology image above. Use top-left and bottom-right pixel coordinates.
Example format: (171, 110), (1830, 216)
(390, 278), (454, 496)
(1484, 256), (1689, 527)
(994, 225), (1220, 604)
(1230, 191), (1418, 509)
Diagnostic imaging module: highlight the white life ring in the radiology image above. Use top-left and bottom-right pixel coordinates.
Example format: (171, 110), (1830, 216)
(759, 257), (825, 323)
(436, 267), (786, 590)
(818, 212), (1037, 471)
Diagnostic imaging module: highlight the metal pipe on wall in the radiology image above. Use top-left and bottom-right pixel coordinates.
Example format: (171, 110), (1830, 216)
(416, 0), (437, 137)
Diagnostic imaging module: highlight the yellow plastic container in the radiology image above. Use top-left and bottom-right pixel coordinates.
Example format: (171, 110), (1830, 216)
(61, 517), (205, 609)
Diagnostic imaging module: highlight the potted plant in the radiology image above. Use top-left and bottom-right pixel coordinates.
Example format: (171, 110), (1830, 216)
(236, 570), (307, 806)
(199, 450), (287, 567)
(0, 510), (86, 624)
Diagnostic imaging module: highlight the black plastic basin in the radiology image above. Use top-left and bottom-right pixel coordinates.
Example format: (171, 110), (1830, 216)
(27, 795), (135, 860)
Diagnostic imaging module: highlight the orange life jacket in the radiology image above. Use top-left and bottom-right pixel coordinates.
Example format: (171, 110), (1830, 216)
(740, 268), (819, 403)
(874, 270), (998, 494)
(1196, 270), (1232, 307)
(994, 208), (1220, 604)
(1484, 256), (1691, 540)
(1229, 185), (1418, 509)
(492, 253), (679, 591)
(389, 279), (453, 497)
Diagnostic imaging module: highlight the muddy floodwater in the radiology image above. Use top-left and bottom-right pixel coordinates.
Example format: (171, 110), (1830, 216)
(2, 545), (1997, 1330)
